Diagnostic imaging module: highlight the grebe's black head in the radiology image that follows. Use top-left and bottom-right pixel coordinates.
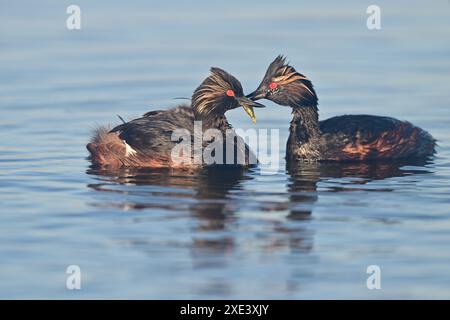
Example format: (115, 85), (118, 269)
(192, 67), (265, 123)
(247, 55), (318, 109)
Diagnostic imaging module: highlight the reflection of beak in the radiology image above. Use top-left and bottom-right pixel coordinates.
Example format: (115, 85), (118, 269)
(237, 97), (265, 124)
(246, 89), (267, 101)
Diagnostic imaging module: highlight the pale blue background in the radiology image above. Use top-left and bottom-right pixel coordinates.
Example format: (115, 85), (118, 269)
(0, 1), (449, 298)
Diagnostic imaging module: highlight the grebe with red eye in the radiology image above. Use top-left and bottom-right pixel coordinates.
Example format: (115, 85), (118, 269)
(248, 55), (436, 162)
(226, 89), (235, 97)
(269, 82), (278, 90)
(86, 67), (265, 168)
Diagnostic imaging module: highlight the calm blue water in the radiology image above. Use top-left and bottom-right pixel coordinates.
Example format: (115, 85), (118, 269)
(1, 1), (450, 299)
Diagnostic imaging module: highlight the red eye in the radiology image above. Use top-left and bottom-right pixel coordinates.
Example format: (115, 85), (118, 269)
(226, 89), (235, 97)
(269, 82), (278, 90)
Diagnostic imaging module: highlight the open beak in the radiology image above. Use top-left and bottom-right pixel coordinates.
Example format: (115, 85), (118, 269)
(237, 97), (265, 124)
(246, 89), (267, 101)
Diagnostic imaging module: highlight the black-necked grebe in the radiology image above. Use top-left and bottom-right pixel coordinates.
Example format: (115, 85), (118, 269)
(248, 56), (436, 162)
(86, 67), (264, 168)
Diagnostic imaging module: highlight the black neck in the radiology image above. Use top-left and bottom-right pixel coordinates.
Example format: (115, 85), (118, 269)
(286, 104), (321, 160)
(291, 105), (320, 141)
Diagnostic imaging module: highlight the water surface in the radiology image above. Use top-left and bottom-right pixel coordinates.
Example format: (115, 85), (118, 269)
(1, 0), (450, 298)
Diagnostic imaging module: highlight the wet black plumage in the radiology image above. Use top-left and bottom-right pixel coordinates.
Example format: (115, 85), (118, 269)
(111, 105), (194, 158)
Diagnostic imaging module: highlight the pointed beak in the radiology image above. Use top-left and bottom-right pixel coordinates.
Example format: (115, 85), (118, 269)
(246, 89), (267, 101)
(237, 97), (265, 124)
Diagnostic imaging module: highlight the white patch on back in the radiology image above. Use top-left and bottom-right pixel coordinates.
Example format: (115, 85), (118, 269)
(124, 141), (137, 156)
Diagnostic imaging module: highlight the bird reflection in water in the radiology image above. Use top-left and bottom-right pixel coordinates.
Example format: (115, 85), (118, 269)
(87, 166), (251, 258)
(287, 159), (433, 214)
(279, 158), (434, 256)
(86, 158), (433, 260)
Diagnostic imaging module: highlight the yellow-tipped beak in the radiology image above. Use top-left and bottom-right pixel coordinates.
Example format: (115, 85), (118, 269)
(242, 104), (257, 124)
(239, 98), (265, 124)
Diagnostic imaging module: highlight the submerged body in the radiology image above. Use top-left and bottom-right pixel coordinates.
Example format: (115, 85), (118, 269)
(249, 56), (436, 162)
(87, 105), (193, 168)
(287, 111), (435, 162)
(87, 68), (263, 168)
